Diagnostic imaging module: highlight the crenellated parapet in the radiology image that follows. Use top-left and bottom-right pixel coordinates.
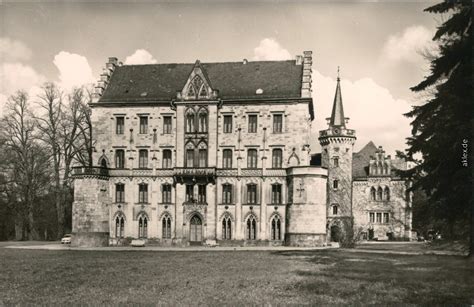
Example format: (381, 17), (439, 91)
(92, 57), (121, 103)
(368, 146), (392, 176)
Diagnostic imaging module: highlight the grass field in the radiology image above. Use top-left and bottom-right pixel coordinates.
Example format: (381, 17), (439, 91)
(0, 247), (473, 305)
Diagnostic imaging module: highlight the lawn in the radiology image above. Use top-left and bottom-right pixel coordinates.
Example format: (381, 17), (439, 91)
(0, 248), (473, 305)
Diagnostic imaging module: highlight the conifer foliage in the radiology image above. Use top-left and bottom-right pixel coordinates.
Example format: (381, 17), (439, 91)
(405, 1), (472, 241)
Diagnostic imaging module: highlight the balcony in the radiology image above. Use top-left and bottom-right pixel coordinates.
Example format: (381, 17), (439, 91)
(72, 166), (108, 178)
(173, 167), (216, 184)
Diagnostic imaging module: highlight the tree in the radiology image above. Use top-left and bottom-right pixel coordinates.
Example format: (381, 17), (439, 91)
(404, 1), (472, 247)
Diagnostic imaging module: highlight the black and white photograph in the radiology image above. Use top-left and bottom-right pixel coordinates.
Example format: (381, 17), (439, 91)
(0, 0), (472, 305)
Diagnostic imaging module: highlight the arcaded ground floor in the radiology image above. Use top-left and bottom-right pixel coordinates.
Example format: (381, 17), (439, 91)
(0, 243), (472, 305)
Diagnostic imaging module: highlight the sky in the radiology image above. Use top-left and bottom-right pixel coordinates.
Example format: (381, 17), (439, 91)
(0, 1), (440, 155)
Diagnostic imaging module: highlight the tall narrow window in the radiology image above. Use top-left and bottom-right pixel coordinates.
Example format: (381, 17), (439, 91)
(247, 149), (258, 168)
(332, 204), (338, 215)
(162, 214), (171, 239)
(139, 116), (148, 134)
(273, 114), (283, 133)
(138, 215), (148, 238)
(186, 149), (195, 167)
(162, 150), (172, 168)
(198, 185), (206, 203)
(198, 149), (207, 167)
(186, 113), (195, 133)
(223, 115), (233, 133)
(162, 184), (172, 203)
(272, 149), (283, 168)
(246, 215), (257, 240)
(370, 187), (376, 201)
(369, 212), (375, 223)
(115, 150), (125, 169)
(185, 184), (194, 202)
(223, 149), (233, 169)
(222, 216), (232, 240)
(222, 184), (232, 204)
(248, 114), (258, 133)
(383, 213), (389, 224)
(384, 187), (390, 201)
(271, 216), (281, 240)
(163, 116), (172, 134)
(271, 184), (282, 204)
(116, 116), (125, 134)
(198, 113), (207, 133)
(377, 187), (383, 201)
(247, 184), (257, 204)
(376, 212), (382, 223)
(138, 149), (148, 169)
(138, 184), (148, 203)
(115, 215), (125, 238)
(115, 183), (125, 203)
(333, 157), (339, 167)
(333, 179), (339, 190)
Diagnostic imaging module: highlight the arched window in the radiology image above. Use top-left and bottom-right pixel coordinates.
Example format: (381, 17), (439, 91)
(223, 149), (232, 168)
(199, 86), (208, 98)
(198, 112), (208, 133)
(222, 216), (232, 240)
(333, 157), (339, 167)
(272, 149), (283, 168)
(333, 179), (339, 190)
(370, 187), (376, 201)
(100, 157), (108, 168)
(115, 215), (125, 238)
(115, 150), (125, 169)
(377, 162), (383, 175)
(162, 150), (172, 168)
(138, 215), (148, 238)
(384, 186), (390, 201)
(185, 142), (195, 168)
(162, 214), (171, 239)
(377, 187), (383, 201)
(247, 149), (258, 168)
(271, 215), (281, 240)
(384, 163), (389, 175)
(332, 204), (338, 215)
(187, 84), (196, 98)
(246, 215), (257, 240)
(138, 149), (148, 169)
(186, 112), (195, 133)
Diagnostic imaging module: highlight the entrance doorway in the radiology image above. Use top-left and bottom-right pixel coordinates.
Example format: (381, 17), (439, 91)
(330, 225), (341, 242)
(189, 215), (202, 244)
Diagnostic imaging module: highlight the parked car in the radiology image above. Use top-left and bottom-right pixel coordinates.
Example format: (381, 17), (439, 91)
(61, 234), (72, 244)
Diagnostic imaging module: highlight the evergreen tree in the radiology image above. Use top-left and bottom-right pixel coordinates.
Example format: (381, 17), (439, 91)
(405, 1), (472, 245)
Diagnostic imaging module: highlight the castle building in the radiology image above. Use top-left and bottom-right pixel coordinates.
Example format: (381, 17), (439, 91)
(71, 52), (412, 247)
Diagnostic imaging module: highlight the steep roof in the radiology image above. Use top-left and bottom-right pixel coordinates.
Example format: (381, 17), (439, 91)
(352, 141), (378, 178)
(99, 60), (303, 102)
(329, 76), (346, 127)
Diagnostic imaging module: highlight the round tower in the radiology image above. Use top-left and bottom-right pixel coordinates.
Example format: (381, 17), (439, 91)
(318, 69), (356, 243)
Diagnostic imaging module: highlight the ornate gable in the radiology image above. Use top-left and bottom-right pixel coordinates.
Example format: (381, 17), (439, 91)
(180, 60), (215, 100)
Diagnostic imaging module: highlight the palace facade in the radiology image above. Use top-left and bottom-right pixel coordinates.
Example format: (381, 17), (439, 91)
(71, 51), (412, 247)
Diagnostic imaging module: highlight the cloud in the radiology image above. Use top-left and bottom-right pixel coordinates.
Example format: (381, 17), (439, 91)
(124, 49), (157, 65)
(0, 37), (33, 62)
(253, 38), (292, 61)
(381, 25), (437, 64)
(53, 51), (95, 91)
(311, 71), (412, 156)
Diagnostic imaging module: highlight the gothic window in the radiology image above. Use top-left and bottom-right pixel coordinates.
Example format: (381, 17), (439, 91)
(163, 116), (172, 134)
(115, 183), (125, 203)
(272, 149), (283, 168)
(384, 163), (389, 175)
(186, 149), (195, 167)
(139, 116), (148, 134)
(333, 157), (339, 167)
(369, 212), (375, 223)
(138, 149), (148, 169)
(271, 216), (281, 240)
(198, 185), (206, 203)
(332, 204), (339, 215)
(370, 187), (376, 201)
(186, 112), (195, 133)
(223, 149), (232, 169)
(198, 112), (208, 133)
(198, 148), (207, 167)
(138, 215), (148, 238)
(187, 84), (196, 98)
(199, 86), (208, 98)
(377, 162), (383, 175)
(248, 115), (258, 133)
(100, 157), (108, 169)
(115, 150), (125, 169)
(383, 213), (389, 224)
(377, 187), (383, 201)
(116, 116), (125, 134)
(384, 187), (390, 201)
(247, 184), (257, 204)
(162, 214), (171, 239)
(138, 183), (148, 203)
(247, 149), (258, 168)
(185, 184), (194, 202)
(222, 184), (232, 204)
(162, 150), (172, 168)
(223, 115), (233, 133)
(273, 114), (283, 133)
(333, 179), (339, 190)
(271, 184), (282, 204)
(246, 215), (257, 240)
(222, 216), (232, 240)
(115, 215), (125, 238)
(162, 184), (172, 203)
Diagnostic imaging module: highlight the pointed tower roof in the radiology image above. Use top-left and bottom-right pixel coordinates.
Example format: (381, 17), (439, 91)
(329, 67), (346, 127)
